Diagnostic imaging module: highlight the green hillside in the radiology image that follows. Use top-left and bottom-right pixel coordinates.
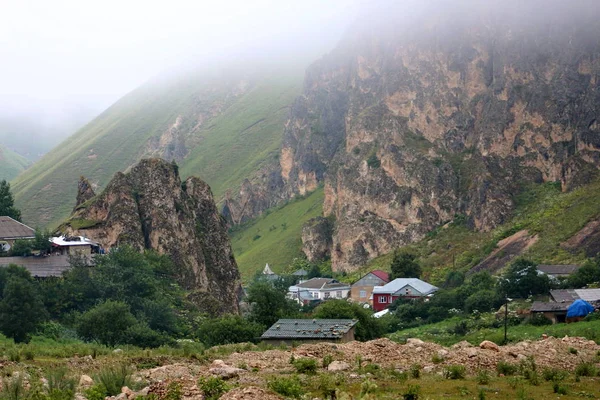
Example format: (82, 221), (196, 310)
(231, 187), (324, 281)
(12, 69), (302, 228)
(0, 145), (30, 181)
(342, 179), (600, 285)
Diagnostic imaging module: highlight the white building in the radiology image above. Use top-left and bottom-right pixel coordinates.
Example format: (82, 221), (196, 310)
(288, 277), (351, 304)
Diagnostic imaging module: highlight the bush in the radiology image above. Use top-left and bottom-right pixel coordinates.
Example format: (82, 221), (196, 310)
(528, 313), (552, 326)
(322, 354), (333, 368)
(542, 368), (568, 381)
(359, 379), (377, 397)
(575, 362), (597, 377)
(196, 315), (264, 347)
(568, 347), (578, 355)
(410, 364), (421, 379)
(553, 381), (568, 395)
(293, 358), (317, 375)
(267, 376), (304, 398)
(46, 368), (77, 400)
(431, 354), (443, 364)
(402, 384), (421, 400)
(96, 364), (133, 396)
(77, 301), (137, 347)
(124, 323), (174, 348)
(197, 377), (228, 400)
(496, 361), (517, 376)
(443, 365), (466, 380)
(84, 385), (107, 400)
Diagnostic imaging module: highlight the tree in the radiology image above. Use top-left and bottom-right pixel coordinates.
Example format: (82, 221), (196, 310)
(76, 300), (137, 346)
(390, 251), (421, 280)
(565, 260), (600, 288)
(196, 315), (264, 347)
(0, 273), (47, 343)
(32, 228), (52, 253)
(246, 281), (299, 327)
(499, 258), (551, 298)
(0, 180), (21, 221)
(313, 299), (384, 341)
(10, 239), (32, 256)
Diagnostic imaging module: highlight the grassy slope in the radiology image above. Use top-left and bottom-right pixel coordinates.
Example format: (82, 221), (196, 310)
(179, 76), (299, 199)
(230, 188), (324, 281)
(12, 71), (301, 229)
(342, 180), (600, 285)
(0, 145), (30, 181)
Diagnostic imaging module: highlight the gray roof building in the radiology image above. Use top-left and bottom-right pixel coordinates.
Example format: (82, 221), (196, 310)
(0, 216), (35, 241)
(261, 319), (357, 343)
(537, 265), (581, 277)
(373, 278), (438, 296)
(550, 289), (600, 303)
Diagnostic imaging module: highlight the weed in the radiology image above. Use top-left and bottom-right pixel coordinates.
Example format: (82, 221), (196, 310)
(496, 361), (517, 376)
(478, 388), (486, 400)
(443, 365), (466, 380)
(355, 354), (363, 370)
(46, 367), (77, 400)
(293, 358), (318, 375)
(575, 362), (597, 377)
(362, 363), (381, 375)
(476, 369), (491, 385)
(8, 349), (20, 363)
(84, 385), (107, 400)
(359, 379), (377, 397)
(322, 354), (333, 368)
(402, 384), (420, 400)
(1, 375), (26, 400)
(164, 382), (182, 400)
(431, 354), (443, 364)
(569, 347), (578, 355)
(22, 348), (34, 361)
(197, 377), (228, 400)
(96, 364), (133, 396)
(553, 381), (568, 395)
(541, 367), (568, 381)
(317, 373), (345, 399)
(410, 364), (421, 379)
(267, 376), (304, 399)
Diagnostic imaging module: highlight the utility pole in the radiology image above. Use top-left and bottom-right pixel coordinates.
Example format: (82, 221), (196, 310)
(504, 294), (509, 344)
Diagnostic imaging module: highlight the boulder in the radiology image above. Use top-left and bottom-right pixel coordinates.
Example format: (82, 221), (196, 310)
(328, 361), (351, 372)
(479, 340), (500, 352)
(209, 361), (246, 379)
(78, 375), (94, 388)
(406, 338), (425, 346)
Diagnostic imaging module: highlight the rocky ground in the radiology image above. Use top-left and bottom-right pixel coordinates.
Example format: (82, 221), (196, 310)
(100, 335), (600, 399)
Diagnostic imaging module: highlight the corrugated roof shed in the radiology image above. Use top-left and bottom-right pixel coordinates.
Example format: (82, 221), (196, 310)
(574, 289), (600, 303)
(261, 319), (357, 340)
(373, 278), (438, 295)
(550, 289), (579, 303)
(0, 216), (35, 240)
(531, 301), (571, 312)
(537, 265), (581, 275)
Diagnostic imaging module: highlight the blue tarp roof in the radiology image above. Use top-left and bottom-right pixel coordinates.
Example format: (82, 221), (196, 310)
(566, 299), (594, 318)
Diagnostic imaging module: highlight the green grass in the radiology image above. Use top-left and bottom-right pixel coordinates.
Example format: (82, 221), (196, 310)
(230, 188), (324, 281)
(12, 69), (302, 229)
(0, 145), (30, 181)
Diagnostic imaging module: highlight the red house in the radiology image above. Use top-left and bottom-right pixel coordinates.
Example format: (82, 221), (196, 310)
(372, 278), (439, 312)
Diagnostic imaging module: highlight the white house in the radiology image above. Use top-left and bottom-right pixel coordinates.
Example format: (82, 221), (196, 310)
(288, 277), (350, 304)
(372, 278), (439, 311)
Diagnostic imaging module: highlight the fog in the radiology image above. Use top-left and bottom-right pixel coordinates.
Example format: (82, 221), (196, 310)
(0, 0), (359, 154)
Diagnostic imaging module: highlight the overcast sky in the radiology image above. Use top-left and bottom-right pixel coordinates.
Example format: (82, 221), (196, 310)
(0, 0), (358, 127)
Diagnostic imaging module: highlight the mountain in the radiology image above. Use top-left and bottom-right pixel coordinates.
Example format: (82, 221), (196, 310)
(0, 145), (30, 181)
(12, 65), (303, 229)
(60, 158), (241, 314)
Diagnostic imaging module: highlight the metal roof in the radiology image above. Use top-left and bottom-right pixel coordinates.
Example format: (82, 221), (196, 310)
(292, 269), (308, 276)
(370, 270), (390, 283)
(373, 278), (438, 295)
(575, 289), (600, 303)
(0, 216), (35, 240)
(51, 236), (99, 247)
(294, 278), (350, 290)
(261, 319), (357, 340)
(550, 289), (578, 303)
(531, 301), (571, 312)
(537, 265), (581, 275)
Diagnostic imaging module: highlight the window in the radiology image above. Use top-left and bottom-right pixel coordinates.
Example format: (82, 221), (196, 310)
(336, 291), (342, 298)
(324, 292), (331, 299)
(379, 295), (387, 303)
(359, 290), (367, 298)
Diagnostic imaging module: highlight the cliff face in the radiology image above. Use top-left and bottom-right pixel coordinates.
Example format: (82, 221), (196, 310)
(63, 159), (241, 314)
(281, 0), (600, 271)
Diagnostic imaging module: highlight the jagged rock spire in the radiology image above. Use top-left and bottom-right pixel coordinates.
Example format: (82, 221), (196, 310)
(74, 176), (96, 212)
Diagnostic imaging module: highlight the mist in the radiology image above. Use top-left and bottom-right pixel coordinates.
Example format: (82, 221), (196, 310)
(0, 0), (359, 158)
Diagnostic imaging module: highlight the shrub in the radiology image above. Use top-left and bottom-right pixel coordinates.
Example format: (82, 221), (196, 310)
(542, 368), (568, 381)
(575, 362), (597, 377)
(267, 376), (304, 398)
(22, 348), (34, 361)
(496, 361), (517, 376)
(322, 354), (333, 368)
(84, 385), (107, 400)
(569, 347), (578, 355)
(359, 379), (377, 397)
(528, 313), (552, 326)
(362, 363), (381, 375)
(124, 323), (174, 348)
(553, 381), (568, 395)
(402, 384), (420, 400)
(1, 374), (26, 400)
(8, 349), (20, 362)
(476, 370), (491, 385)
(293, 358), (318, 375)
(77, 301), (137, 347)
(197, 377), (228, 400)
(46, 368), (77, 400)
(431, 354), (443, 364)
(96, 364), (133, 396)
(444, 365), (466, 380)
(410, 364), (421, 379)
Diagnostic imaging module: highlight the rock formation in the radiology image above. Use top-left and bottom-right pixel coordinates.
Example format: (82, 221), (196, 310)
(73, 176), (96, 212)
(277, 0), (600, 271)
(62, 158), (241, 314)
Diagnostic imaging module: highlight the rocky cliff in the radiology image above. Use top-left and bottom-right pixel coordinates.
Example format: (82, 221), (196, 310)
(62, 158), (241, 314)
(276, 0), (600, 271)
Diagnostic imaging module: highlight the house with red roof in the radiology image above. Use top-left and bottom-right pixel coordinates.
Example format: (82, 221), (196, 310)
(350, 270), (390, 306)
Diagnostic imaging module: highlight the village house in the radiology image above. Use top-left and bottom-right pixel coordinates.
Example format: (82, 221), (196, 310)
(350, 270), (389, 306)
(529, 288), (600, 324)
(536, 264), (581, 280)
(51, 236), (102, 256)
(0, 216), (35, 251)
(260, 263), (281, 281)
(372, 278), (439, 312)
(288, 277), (350, 304)
(261, 319), (357, 346)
